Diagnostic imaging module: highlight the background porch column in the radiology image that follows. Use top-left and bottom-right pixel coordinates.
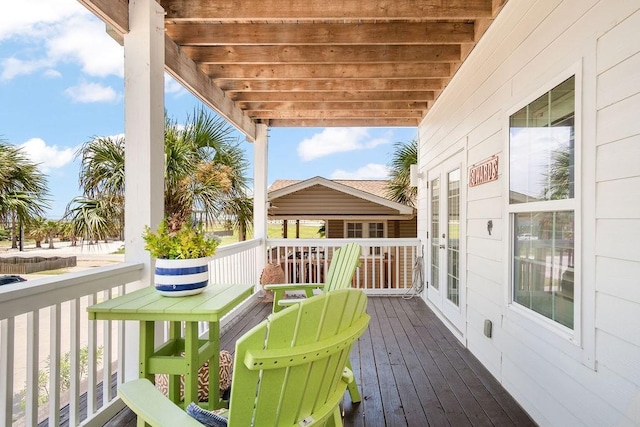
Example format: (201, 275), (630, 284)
(253, 124), (269, 286)
(123, 0), (165, 381)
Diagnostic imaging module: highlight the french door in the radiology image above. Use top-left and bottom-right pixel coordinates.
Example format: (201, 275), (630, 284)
(427, 156), (465, 332)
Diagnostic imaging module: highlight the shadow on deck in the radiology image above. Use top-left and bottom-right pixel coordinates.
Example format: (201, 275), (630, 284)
(105, 296), (536, 426)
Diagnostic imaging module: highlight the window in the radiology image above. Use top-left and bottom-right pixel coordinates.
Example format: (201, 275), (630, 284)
(345, 222), (386, 255)
(346, 222), (363, 238)
(509, 76), (576, 330)
(368, 223), (384, 238)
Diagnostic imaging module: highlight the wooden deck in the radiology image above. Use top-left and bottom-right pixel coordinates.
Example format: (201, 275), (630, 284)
(106, 296), (536, 426)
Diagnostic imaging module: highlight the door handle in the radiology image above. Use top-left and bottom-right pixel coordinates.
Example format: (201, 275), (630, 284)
(439, 245), (446, 249)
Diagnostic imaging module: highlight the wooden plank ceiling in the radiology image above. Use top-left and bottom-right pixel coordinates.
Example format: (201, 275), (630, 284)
(81, 0), (507, 135)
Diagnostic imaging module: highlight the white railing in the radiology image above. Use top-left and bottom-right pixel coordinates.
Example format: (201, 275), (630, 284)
(209, 238), (263, 285)
(266, 238), (422, 295)
(0, 263), (143, 427)
(0, 239), (265, 427)
(0, 237), (418, 426)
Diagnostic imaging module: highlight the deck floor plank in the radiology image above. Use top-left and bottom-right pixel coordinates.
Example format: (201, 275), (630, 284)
(98, 296), (536, 427)
(387, 298), (451, 427)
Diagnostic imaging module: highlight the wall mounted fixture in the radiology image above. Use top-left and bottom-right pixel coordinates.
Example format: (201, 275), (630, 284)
(410, 164), (422, 187)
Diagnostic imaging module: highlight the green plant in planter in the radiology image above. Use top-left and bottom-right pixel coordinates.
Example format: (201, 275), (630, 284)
(143, 219), (218, 259)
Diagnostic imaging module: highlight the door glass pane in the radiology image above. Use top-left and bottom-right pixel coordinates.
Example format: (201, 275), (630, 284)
(447, 169), (460, 306)
(430, 177), (440, 290)
(513, 211), (574, 328)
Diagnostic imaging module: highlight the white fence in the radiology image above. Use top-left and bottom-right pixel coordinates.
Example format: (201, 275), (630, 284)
(0, 239), (264, 427)
(266, 238), (421, 295)
(0, 237), (420, 426)
(0, 264), (143, 427)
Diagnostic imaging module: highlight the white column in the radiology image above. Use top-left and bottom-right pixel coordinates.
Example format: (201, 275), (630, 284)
(253, 124), (269, 285)
(123, 0), (165, 381)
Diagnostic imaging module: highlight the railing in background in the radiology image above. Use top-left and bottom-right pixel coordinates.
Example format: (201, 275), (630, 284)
(266, 238), (421, 295)
(208, 238), (262, 286)
(0, 263), (143, 427)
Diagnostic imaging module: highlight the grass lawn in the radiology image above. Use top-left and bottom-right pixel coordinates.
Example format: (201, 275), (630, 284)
(217, 223), (323, 246)
(0, 223), (324, 252)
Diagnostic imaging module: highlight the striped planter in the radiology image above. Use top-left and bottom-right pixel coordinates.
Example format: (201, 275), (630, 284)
(154, 257), (209, 297)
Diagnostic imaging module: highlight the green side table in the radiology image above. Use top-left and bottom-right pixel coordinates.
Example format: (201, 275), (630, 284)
(88, 283), (253, 410)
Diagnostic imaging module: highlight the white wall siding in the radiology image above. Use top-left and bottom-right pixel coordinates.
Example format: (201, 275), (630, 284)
(417, 1), (640, 425)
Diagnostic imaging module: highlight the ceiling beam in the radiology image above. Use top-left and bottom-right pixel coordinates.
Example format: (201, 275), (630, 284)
(183, 45), (461, 64)
(160, 0), (493, 21)
(202, 63), (452, 80)
(249, 110), (424, 119)
(164, 35), (257, 140)
(78, 0), (128, 35)
(230, 91), (436, 102)
(240, 101), (429, 111)
(166, 22), (474, 45)
(218, 79), (444, 92)
(268, 118), (419, 127)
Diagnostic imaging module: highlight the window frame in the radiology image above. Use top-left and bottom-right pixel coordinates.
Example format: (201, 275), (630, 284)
(504, 67), (583, 345)
(344, 221), (387, 256)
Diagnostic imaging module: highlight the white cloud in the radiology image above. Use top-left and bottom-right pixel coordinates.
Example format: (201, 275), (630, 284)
(297, 128), (391, 161)
(1, 2), (123, 81)
(43, 69), (62, 79)
(0, 57), (48, 80)
(65, 81), (119, 103)
(165, 76), (187, 96)
(19, 138), (77, 173)
(330, 163), (390, 180)
(46, 15), (123, 78)
(1, 0), (87, 41)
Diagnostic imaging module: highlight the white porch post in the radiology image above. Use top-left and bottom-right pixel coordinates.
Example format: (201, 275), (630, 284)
(253, 124), (269, 285)
(123, 0), (165, 381)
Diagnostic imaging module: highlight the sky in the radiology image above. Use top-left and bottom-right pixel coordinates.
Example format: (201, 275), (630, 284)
(0, 0), (417, 219)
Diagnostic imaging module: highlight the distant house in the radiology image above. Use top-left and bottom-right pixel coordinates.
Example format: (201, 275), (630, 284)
(268, 177), (417, 289)
(267, 177), (416, 239)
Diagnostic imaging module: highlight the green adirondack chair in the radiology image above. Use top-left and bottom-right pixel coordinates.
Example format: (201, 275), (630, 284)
(118, 289), (370, 427)
(265, 242), (362, 313)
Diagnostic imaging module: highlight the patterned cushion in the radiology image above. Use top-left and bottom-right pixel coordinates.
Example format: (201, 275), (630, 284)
(186, 403), (228, 427)
(156, 350), (233, 402)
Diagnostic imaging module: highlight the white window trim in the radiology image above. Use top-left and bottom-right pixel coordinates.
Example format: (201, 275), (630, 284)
(503, 63), (583, 352)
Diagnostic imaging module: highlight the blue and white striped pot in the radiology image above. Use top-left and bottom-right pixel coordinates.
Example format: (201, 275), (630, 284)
(154, 257), (209, 297)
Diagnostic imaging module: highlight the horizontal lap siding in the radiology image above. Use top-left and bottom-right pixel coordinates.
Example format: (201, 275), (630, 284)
(272, 185), (398, 216)
(327, 220), (344, 238)
(417, 0), (640, 425)
(595, 7), (640, 425)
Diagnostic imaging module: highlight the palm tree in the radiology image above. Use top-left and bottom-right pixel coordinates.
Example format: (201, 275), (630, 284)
(65, 196), (120, 244)
(45, 219), (59, 249)
(543, 147), (573, 200)
(75, 136), (125, 239)
(385, 139), (417, 207)
(164, 108), (252, 230)
(26, 216), (48, 248)
(221, 196), (253, 241)
(0, 140), (50, 248)
(58, 220), (79, 246)
(71, 108), (252, 240)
